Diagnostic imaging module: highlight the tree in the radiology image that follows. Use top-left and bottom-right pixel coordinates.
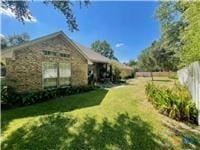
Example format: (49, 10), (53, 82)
(138, 49), (156, 81)
(91, 40), (118, 60)
(1, 37), (8, 49)
(156, 1), (189, 68)
(110, 60), (121, 82)
(1, 1), (90, 32)
(128, 59), (139, 71)
(150, 40), (179, 71)
(180, 2), (200, 64)
(156, 1), (200, 66)
(1, 33), (30, 49)
(128, 59), (137, 66)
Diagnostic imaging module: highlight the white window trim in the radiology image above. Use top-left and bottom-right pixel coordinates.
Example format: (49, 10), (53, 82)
(42, 62), (72, 88)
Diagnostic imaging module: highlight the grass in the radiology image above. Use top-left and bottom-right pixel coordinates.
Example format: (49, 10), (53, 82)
(1, 77), (200, 150)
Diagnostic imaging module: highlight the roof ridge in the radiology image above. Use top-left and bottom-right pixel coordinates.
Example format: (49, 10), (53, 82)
(1, 31), (63, 53)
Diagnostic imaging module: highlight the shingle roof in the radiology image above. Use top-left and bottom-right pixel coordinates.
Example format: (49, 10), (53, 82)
(75, 43), (110, 63)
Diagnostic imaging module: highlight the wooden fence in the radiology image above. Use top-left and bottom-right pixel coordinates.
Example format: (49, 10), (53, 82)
(177, 61), (200, 125)
(135, 72), (171, 77)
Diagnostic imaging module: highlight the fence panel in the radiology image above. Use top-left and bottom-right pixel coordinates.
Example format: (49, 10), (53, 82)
(135, 72), (170, 77)
(177, 61), (200, 125)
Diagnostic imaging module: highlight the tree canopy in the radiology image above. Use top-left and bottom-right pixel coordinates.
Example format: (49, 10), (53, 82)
(137, 40), (178, 72)
(180, 2), (200, 64)
(1, 0), (90, 32)
(91, 40), (118, 60)
(1, 33), (30, 49)
(138, 48), (156, 71)
(137, 1), (200, 71)
(156, 1), (200, 66)
(138, 48), (156, 80)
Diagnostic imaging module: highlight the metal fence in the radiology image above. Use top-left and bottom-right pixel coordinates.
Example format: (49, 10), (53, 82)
(177, 61), (200, 125)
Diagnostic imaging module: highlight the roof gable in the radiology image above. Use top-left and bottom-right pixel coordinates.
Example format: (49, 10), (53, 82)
(1, 31), (110, 64)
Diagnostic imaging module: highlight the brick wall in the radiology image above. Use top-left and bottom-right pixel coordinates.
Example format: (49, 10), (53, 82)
(5, 35), (88, 92)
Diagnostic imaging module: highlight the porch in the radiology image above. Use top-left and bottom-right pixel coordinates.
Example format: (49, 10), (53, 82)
(88, 62), (112, 84)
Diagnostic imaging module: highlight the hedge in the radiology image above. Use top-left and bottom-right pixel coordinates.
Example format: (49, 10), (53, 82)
(1, 85), (97, 108)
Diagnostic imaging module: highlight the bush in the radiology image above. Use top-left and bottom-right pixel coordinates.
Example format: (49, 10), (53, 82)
(110, 61), (122, 83)
(145, 82), (198, 124)
(1, 85), (97, 108)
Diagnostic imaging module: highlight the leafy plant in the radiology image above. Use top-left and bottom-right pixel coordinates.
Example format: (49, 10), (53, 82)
(145, 82), (198, 124)
(110, 61), (122, 83)
(1, 85), (97, 108)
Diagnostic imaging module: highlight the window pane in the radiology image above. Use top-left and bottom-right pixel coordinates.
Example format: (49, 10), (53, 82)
(60, 53), (70, 58)
(59, 63), (71, 85)
(43, 50), (57, 56)
(59, 78), (70, 86)
(43, 78), (57, 88)
(42, 62), (57, 87)
(43, 62), (57, 78)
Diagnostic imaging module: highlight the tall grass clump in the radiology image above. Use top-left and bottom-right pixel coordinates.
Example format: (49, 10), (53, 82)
(145, 82), (198, 124)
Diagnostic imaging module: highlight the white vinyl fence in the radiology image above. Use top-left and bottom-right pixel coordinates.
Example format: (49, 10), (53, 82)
(177, 61), (200, 125)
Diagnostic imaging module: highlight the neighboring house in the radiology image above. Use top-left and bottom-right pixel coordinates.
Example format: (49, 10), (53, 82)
(1, 31), (133, 92)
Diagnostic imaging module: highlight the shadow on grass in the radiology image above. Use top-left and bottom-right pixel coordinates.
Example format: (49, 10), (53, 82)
(163, 121), (200, 149)
(2, 89), (108, 133)
(1, 113), (173, 150)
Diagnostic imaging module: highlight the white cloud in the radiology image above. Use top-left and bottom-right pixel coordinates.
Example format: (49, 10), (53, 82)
(0, 7), (37, 23)
(0, 33), (5, 38)
(115, 43), (124, 48)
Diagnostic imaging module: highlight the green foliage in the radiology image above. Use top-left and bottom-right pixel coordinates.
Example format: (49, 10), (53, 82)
(156, 1), (200, 66)
(128, 59), (137, 66)
(1, 33), (30, 49)
(128, 59), (139, 71)
(1, 85), (96, 108)
(110, 61), (121, 82)
(91, 40), (118, 60)
(155, 2), (185, 68)
(138, 48), (156, 72)
(137, 48), (157, 80)
(1, 36), (8, 49)
(1, 1), (90, 32)
(145, 82), (198, 124)
(2, 78), (200, 149)
(151, 40), (179, 71)
(180, 2), (200, 64)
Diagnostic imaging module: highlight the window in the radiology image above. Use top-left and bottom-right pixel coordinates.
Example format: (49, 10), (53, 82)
(43, 50), (57, 56)
(59, 63), (71, 86)
(42, 62), (71, 88)
(60, 53), (70, 58)
(43, 50), (70, 58)
(42, 62), (58, 88)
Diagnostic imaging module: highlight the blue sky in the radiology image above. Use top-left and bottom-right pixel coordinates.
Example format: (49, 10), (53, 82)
(1, 1), (160, 63)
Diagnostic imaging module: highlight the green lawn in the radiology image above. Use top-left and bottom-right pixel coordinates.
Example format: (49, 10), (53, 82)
(1, 77), (200, 150)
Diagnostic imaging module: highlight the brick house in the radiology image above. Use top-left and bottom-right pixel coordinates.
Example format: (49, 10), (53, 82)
(1, 31), (133, 92)
(1, 31), (113, 92)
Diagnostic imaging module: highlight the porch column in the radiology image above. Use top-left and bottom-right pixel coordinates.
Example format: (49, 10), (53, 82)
(110, 64), (113, 82)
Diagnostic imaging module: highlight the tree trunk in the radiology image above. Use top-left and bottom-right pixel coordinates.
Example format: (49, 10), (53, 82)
(150, 71), (154, 81)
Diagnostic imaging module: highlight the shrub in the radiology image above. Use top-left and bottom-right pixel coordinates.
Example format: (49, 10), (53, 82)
(110, 61), (122, 83)
(1, 85), (97, 108)
(145, 82), (198, 124)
